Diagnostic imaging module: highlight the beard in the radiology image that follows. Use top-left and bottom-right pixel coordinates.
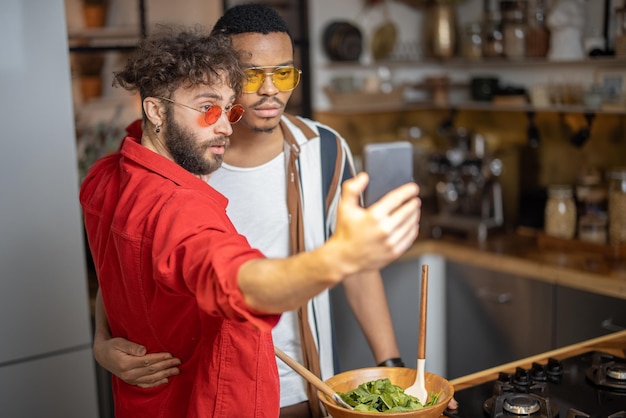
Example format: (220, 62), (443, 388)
(248, 97), (285, 134)
(164, 112), (228, 176)
(253, 125), (276, 134)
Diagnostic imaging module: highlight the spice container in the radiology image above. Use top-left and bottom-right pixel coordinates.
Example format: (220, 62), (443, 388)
(608, 168), (626, 244)
(544, 185), (576, 239)
(576, 167), (607, 219)
(463, 22), (483, 60)
(578, 214), (608, 244)
(482, 12), (504, 58)
(526, 0), (550, 57)
(615, 7), (626, 57)
(501, 0), (528, 59)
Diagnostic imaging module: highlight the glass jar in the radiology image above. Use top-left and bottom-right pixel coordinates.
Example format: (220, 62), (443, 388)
(501, 0), (527, 59)
(526, 0), (549, 57)
(482, 12), (504, 58)
(578, 214), (608, 244)
(544, 185), (576, 239)
(463, 22), (483, 60)
(615, 7), (626, 57)
(608, 168), (626, 244)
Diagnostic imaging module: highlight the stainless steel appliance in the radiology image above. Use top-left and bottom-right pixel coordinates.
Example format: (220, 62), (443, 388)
(444, 351), (626, 418)
(426, 128), (504, 242)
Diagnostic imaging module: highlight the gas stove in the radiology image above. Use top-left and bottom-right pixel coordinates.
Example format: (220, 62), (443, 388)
(444, 351), (626, 418)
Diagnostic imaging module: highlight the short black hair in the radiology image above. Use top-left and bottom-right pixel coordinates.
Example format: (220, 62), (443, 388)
(212, 3), (292, 39)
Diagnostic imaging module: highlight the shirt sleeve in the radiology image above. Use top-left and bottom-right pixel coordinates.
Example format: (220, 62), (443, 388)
(151, 189), (279, 331)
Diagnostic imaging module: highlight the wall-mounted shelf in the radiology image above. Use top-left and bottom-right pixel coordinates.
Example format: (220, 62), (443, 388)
(69, 0), (146, 54)
(325, 56), (626, 70)
(69, 27), (142, 53)
(320, 101), (626, 115)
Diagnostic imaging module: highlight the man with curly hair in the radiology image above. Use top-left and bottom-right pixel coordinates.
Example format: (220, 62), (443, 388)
(88, 9), (423, 418)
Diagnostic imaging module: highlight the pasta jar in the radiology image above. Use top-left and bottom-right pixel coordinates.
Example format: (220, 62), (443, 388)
(608, 168), (626, 244)
(544, 185), (576, 239)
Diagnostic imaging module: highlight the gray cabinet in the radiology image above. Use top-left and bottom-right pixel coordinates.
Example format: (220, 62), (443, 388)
(331, 255), (447, 377)
(446, 261), (555, 379)
(555, 286), (626, 347)
(0, 1), (99, 416)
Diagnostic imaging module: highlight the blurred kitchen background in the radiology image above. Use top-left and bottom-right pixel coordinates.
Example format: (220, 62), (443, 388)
(65, 0), (626, 238)
(2, 0), (625, 416)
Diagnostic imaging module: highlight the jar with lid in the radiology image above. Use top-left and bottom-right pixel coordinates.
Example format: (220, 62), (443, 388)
(501, 0), (528, 59)
(526, 0), (550, 57)
(577, 184), (607, 218)
(615, 7), (626, 57)
(608, 168), (626, 244)
(544, 185), (577, 239)
(576, 166), (607, 220)
(578, 214), (608, 244)
(482, 12), (504, 58)
(463, 22), (483, 60)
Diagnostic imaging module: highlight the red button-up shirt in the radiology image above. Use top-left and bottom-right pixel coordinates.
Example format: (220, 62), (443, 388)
(80, 134), (280, 418)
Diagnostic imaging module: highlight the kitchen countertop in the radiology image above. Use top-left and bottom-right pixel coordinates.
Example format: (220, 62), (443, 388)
(402, 230), (626, 300)
(449, 329), (626, 391)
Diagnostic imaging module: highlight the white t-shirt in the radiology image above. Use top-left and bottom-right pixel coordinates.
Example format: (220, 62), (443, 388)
(209, 155), (308, 406)
(208, 115), (355, 408)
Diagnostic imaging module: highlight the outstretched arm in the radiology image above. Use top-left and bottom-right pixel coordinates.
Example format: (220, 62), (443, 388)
(238, 173), (421, 314)
(93, 289), (181, 388)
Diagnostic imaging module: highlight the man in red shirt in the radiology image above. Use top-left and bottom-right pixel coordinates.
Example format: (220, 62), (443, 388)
(80, 26), (420, 418)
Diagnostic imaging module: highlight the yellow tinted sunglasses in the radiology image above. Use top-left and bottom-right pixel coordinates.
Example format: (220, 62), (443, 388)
(243, 66), (302, 93)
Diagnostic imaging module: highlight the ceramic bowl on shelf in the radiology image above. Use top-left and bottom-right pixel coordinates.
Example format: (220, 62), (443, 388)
(318, 367), (454, 418)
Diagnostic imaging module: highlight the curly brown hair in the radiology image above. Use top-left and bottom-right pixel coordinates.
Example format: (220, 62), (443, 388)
(114, 24), (244, 107)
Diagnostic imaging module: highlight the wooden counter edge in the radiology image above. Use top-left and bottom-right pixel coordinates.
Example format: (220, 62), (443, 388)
(448, 329), (626, 391)
(402, 240), (626, 300)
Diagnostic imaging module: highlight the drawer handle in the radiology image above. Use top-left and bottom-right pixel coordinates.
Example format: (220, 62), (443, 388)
(477, 288), (512, 304)
(601, 318), (626, 332)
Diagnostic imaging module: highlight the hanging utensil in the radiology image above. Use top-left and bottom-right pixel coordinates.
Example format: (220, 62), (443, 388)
(274, 346), (354, 410)
(404, 264), (429, 404)
(527, 111), (541, 148)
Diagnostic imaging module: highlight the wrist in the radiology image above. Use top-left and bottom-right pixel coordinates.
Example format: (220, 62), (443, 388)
(377, 357), (405, 367)
(317, 237), (357, 282)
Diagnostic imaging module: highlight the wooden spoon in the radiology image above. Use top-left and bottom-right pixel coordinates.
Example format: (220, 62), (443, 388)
(274, 346), (354, 410)
(404, 264), (429, 404)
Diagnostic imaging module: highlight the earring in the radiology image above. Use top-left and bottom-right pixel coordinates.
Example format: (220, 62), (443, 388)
(155, 124), (161, 134)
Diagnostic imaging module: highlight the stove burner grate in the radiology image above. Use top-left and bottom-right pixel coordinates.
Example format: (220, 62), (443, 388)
(608, 365), (626, 381)
(484, 392), (559, 418)
(503, 394), (541, 414)
(587, 353), (626, 391)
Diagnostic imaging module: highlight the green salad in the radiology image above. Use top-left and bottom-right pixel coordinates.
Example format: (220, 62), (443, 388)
(338, 378), (442, 413)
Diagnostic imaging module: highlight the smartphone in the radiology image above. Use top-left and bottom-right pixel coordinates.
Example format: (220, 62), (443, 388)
(363, 141), (414, 207)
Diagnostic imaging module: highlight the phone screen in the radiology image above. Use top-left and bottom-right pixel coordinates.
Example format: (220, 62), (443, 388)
(363, 141), (414, 207)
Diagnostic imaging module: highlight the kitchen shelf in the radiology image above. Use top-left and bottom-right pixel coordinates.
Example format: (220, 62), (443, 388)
(69, 0), (146, 54)
(68, 27), (142, 53)
(320, 101), (626, 115)
(325, 56), (626, 70)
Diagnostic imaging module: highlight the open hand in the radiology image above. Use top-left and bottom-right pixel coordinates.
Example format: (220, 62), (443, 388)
(332, 172), (421, 272)
(93, 337), (181, 388)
